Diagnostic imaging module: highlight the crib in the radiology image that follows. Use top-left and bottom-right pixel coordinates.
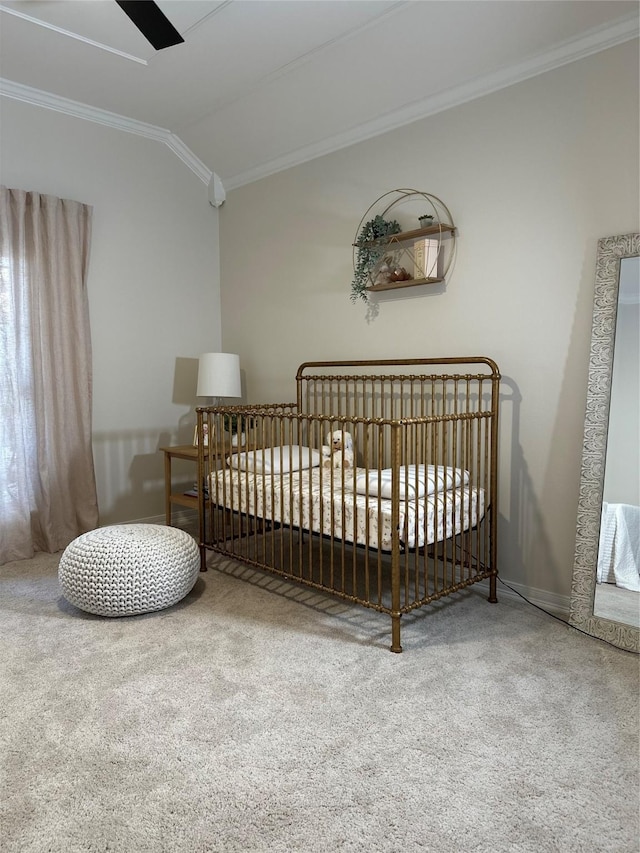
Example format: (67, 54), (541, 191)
(196, 357), (500, 652)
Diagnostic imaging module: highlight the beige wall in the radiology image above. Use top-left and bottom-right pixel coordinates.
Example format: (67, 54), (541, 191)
(219, 40), (639, 600)
(1, 98), (222, 524)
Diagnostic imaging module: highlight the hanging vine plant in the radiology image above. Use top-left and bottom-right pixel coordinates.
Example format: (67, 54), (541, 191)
(351, 215), (401, 303)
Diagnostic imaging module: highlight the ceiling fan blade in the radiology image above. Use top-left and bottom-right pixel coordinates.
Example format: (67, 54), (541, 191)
(115, 1), (184, 51)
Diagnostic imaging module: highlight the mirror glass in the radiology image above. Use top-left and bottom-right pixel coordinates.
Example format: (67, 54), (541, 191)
(570, 234), (639, 651)
(593, 256), (639, 627)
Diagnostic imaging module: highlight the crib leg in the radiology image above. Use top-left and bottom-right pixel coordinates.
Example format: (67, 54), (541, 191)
(199, 544), (208, 573)
(488, 573), (497, 603)
(390, 615), (403, 653)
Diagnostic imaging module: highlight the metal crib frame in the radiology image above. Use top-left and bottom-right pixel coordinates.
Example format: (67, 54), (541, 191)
(197, 357), (500, 652)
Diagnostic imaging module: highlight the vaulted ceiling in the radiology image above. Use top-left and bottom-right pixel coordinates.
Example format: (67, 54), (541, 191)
(1, 1), (638, 192)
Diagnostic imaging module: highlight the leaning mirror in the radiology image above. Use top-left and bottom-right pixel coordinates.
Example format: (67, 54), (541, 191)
(570, 233), (639, 652)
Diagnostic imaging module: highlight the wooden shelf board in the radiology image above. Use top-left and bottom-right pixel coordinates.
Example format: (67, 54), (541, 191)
(354, 222), (455, 248)
(170, 493), (199, 508)
(366, 277), (442, 292)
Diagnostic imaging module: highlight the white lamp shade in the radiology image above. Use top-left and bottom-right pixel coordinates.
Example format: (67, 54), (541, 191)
(196, 352), (241, 398)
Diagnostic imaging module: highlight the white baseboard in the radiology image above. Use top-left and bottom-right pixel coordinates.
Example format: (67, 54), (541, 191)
(474, 576), (570, 619)
(101, 510), (198, 528)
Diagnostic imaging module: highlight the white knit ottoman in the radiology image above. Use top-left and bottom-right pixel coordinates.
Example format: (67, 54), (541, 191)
(58, 524), (200, 617)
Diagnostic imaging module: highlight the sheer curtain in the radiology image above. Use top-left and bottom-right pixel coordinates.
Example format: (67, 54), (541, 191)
(0, 187), (98, 564)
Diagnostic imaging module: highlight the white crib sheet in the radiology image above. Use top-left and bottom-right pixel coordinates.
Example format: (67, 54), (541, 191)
(210, 467), (484, 550)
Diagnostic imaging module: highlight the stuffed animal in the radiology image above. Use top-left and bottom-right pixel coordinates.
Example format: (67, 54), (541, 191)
(323, 430), (354, 470)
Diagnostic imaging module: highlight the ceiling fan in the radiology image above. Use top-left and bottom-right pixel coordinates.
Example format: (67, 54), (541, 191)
(115, 1), (184, 51)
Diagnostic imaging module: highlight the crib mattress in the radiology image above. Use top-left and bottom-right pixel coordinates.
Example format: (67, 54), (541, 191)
(210, 467), (485, 550)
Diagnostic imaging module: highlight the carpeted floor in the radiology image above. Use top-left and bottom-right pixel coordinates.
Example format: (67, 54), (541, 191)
(1, 549), (638, 853)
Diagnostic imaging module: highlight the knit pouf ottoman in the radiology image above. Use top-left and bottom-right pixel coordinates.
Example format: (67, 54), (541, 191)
(58, 524), (200, 617)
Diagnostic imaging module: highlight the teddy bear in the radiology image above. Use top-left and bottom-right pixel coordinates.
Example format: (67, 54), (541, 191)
(323, 430), (354, 470)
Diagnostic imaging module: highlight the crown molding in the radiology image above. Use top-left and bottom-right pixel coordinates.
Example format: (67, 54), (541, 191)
(164, 133), (212, 185)
(0, 78), (214, 187)
(0, 78), (163, 137)
(1, 12), (637, 193)
(224, 13), (639, 190)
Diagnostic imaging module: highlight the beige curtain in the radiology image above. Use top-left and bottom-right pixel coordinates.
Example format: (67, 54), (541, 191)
(0, 187), (98, 564)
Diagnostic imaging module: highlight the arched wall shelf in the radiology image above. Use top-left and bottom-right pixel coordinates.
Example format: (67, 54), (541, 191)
(351, 189), (456, 301)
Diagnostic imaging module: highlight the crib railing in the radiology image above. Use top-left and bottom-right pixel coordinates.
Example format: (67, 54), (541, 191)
(196, 358), (500, 651)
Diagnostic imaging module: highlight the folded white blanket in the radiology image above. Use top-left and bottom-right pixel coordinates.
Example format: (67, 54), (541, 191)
(353, 464), (468, 500)
(597, 502), (640, 591)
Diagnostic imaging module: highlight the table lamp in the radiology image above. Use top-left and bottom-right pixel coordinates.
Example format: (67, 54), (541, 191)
(196, 352), (241, 403)
(194, 352), (242, 448)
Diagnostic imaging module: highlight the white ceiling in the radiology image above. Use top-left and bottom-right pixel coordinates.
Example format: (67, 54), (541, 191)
(1, 1), (638, 191)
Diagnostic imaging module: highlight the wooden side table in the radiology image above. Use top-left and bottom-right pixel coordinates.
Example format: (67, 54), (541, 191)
(159, 444), (201, 527)
(161, 441), (248, 571)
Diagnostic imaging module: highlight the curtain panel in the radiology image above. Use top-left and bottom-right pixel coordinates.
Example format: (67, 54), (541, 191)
(0, 187), (98, 564)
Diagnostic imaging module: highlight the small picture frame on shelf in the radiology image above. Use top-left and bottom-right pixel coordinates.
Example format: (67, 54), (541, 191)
(192, 422), (211, 447)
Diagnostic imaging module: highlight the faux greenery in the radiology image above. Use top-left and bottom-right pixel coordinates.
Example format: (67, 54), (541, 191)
(223, 413), (245, 434)
(351, 215), (401, 303)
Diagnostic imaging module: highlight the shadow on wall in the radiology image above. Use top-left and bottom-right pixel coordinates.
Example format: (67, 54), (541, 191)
(498, 376), (557, 590)
(92, 357), (204, 525)
(93, 356), (209, 525)
(174, 356), (198, 407)
(92, 427), (194, 525)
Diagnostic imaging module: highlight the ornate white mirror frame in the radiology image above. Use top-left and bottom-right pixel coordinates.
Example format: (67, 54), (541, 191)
(569, 232), (639, 652)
